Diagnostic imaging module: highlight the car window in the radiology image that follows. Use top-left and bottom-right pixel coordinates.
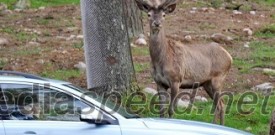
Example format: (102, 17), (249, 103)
(0, 83), (93, 122)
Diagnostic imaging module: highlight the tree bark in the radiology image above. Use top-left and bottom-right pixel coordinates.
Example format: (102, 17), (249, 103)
(81, 0), (135, 94)
(123, 0), (143, 39)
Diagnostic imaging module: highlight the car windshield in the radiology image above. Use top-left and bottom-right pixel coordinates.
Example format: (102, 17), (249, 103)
(63, 84), (140, 119)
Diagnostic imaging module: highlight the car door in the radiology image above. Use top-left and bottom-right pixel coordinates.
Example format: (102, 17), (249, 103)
(1, 83), (122, 135)
(0, 85), (7, 135)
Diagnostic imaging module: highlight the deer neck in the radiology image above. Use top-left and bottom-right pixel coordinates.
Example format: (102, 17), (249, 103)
(149, 27), (168, 64)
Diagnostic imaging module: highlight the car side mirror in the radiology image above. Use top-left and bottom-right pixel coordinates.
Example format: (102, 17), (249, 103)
(80, 107), (111, 125)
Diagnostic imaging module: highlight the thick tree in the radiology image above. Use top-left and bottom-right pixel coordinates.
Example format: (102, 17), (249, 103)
(80, 0), (142, 94)
(123, 0), (143, 38)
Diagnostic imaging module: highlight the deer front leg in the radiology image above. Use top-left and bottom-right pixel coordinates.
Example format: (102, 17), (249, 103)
(213, 92), (225, 125)
(157, 84), (168, 118)
(168, 82), (179, 118)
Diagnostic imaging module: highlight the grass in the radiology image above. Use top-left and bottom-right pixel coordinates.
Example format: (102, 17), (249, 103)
(263, 70), (275, 77)
(121, 92), (275, 134)
(252, 0), (275, 5)
(73, 41), (84, 50)
(0, 59), (7, 70)
(1, 0), (80, 9)
(37, 18), (50, 25)
(134, 62), (150, 73)
(15, 47), (41, 56)
(255, 24), (275, 38)
(41, 69), (82, 80)
(131, 47), (150, 56)
(233, 42), (275, 73)
(1, 27), (38, 42)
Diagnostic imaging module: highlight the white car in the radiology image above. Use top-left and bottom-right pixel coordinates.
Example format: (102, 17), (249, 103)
(0, 71), (252, 135)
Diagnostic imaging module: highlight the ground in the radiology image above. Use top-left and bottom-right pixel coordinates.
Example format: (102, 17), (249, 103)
(0, 0), (275, 134)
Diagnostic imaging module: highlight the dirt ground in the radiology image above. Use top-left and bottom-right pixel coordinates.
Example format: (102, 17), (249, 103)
(0, 1), (274, 94)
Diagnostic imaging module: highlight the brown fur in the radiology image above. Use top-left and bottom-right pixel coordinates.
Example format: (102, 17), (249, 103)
(135, 0), (232, 125)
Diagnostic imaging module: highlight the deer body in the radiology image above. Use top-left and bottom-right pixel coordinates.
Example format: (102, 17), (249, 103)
(135, 0), (232, 125)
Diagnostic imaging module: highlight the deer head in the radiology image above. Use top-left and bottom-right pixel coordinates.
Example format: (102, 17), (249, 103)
(135, 0), (178, 32)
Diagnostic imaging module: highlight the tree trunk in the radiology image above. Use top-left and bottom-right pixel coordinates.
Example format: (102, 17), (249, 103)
(123, 0), (143, 39)
(80, 0), (135, 94)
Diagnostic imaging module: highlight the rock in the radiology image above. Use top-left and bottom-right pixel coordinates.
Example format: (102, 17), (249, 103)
(195, 96), (208, 102)
(252, 83), (274, 95)
(263, 68), (275, 78)
(201, 7), (208, 12)
(15, 0), (31, 9)
(208, 7), (215, 12)
(0, 38), (8, 46)
(134, 34), (147, 46)
(67, 27), (78, 32)
(37, 59), (44, 64)
(177, 99), (190, 108)
(184, 35), (192, 42)
(76, 35), (84, 39)
(263, 68), (275, 74)
(243, 97), (252, 102)
(189, 10), (196, 14)
(244, 42), (250, 48)
(38, 7), (45, 10)
(14, 8), (23, 12)
(200, 7), (215, 13)
(243, 28), (253, 36)
(210, 33), (233, 45)
(0, 3), (7, 11)
(191, 7), (197, 11)
(0, 3), (11, 16)
(66, 35), (76, 41)
(143, 87), (157, 95)
(28, 41), (40, 46)
(56, 36), (67, 40)
(74, 61), (86, 72)
(130, 43), (137, 48)
(0, 3), (7, 9)
(245, 127), (252, 132)
(249, 11), (256, 15)
(233, 10), (242, 15)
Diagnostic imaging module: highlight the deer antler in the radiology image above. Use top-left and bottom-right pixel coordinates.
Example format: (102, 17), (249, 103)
(159, 0), (178, 8)
(135, 0), (153, 7)
(135, 0), (154, 11)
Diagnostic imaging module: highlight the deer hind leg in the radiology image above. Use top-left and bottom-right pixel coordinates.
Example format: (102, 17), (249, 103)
(168, 82), (180, 118)
(203, 78), (225, 125)
(157, 84), (169, 118)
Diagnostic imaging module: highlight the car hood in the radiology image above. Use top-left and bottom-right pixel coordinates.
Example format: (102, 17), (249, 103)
(138, 118), (252, 135)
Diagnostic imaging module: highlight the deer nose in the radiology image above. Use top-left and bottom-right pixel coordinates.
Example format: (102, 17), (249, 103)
(153, 21), (161, 27)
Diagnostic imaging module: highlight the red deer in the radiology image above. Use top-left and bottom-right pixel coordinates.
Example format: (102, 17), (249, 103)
(134, 0), (232, 125)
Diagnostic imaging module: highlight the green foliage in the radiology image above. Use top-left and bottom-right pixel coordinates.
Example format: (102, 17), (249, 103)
(210, 0), (222, 8)
(263, 70), (275, 76)
(73, 41), (84, 50)
(1, 27), (38, 42)
(121, 92), (275, 134)
(1, 0), (80, 9)
(233, 42), (275, 73)
(131, 47), (150, 56)
(256, 24), (275, 38)
(15, 47), (41, 56)
(41, 69), (81, 80)
(134, 62), (150, 73)
(0, 59), (7, 69)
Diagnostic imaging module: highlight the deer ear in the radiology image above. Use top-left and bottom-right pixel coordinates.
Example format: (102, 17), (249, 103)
(164, 3), (177, 14)
(135, 0), (150, 12)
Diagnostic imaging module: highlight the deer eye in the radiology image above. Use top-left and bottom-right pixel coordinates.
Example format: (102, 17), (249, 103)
(148, 13), (151, 17)
(163, 14), (166, 17)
